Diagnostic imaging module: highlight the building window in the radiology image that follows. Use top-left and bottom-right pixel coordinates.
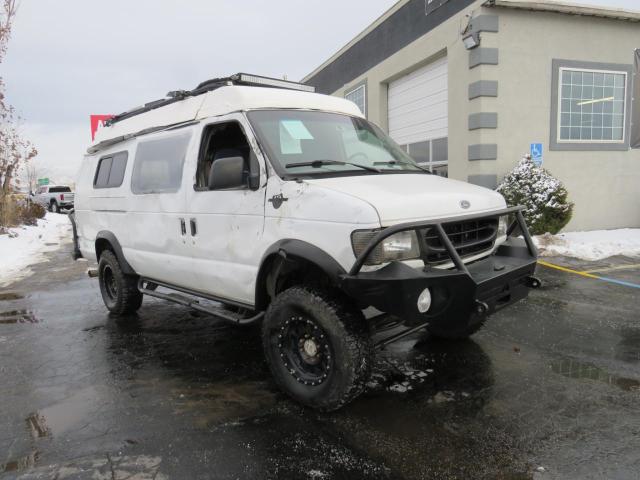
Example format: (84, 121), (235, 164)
(345, 84), (366, 116)
(550, 59), (632, 151)
(558, 68), (626, 142)
(402, 137), (448, 177)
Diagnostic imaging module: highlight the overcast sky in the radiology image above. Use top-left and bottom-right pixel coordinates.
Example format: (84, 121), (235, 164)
(3, 0), (638, 184)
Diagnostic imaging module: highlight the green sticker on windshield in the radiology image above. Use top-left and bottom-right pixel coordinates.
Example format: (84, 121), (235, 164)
(281, 120), (314, 140)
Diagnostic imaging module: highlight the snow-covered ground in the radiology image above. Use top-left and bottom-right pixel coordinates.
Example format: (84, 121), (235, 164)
(535, 229), (640, 261)
(0, 213), (72, 287)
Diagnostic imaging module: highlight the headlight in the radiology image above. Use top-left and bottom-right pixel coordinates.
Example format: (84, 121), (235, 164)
(497, 215), (508, 239)
(351, 229), (420, 265)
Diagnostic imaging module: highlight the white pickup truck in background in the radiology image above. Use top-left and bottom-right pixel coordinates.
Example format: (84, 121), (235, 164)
(32, 185), (75, 213)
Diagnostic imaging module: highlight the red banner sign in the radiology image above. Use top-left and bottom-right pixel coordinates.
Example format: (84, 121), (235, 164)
(90, 114), (114, 141)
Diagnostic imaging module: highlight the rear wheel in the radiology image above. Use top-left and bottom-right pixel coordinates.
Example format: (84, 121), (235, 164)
(262, 286), (372, 411)
(98, 250), (143, 315)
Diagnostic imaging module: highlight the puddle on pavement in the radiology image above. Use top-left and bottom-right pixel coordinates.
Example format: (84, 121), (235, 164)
(0, 451), (39, 474)
(0, 309), (39, 324)
(551, 358), (640, 392)
(615, 328), (640, 364)
(172, 381), (277, 428)
(0, 292), (24, 301)
(26, 386), (106, 439)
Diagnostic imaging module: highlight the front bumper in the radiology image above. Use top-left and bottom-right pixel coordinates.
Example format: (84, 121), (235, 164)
(339, 206), (539, 328)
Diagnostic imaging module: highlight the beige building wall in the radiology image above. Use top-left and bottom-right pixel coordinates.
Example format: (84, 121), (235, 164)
(488, 8), (640, 231)
(327, 0), (639, 231)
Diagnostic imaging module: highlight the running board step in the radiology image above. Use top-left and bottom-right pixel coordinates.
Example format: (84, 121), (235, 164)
(138, 279), (263, 326)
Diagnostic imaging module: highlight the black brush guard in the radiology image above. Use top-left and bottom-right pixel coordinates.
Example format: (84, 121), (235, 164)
(339, 206), (539, 336)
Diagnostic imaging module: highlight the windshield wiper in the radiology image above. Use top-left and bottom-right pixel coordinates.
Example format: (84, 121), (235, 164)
(373, 159), (431, 174)
(284, 159), (381, 173)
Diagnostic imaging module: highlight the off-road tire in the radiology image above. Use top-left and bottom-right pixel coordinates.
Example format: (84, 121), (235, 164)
(262, 286), (372, 411)
(98, 250), (143, 315)
(426, 316), (487, 340)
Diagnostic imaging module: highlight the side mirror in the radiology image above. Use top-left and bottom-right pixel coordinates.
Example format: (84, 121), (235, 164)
(248, 154), (260, 190)
(208, 156), (245, 190)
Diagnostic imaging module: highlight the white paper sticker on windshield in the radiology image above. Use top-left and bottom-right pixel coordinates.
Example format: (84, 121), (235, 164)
(280, 123), (302, 154)
(281, 120), (314, 140)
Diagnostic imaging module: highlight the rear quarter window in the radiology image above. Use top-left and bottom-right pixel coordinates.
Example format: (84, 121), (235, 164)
(94, 151), (128, 188)
(131, 131), (192, 194)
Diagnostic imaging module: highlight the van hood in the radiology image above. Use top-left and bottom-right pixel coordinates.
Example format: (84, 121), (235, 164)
(304, 173), (506, 225)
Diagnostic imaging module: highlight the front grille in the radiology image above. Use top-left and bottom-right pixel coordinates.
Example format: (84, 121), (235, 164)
(422, 218), (498, 264)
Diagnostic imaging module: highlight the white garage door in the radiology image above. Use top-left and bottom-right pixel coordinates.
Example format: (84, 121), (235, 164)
(388, 56), (448, 176)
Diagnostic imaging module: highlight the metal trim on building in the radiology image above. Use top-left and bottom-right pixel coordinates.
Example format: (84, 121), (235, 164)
(469, 14), (500, 32)
(469, 112), (498, 130)
(468, 174), (498, 188)
(469, 48), (499, 69)
(468, 144), (498, 160)
(469, 80), (499, 99)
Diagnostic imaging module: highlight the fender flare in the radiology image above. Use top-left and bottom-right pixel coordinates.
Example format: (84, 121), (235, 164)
(255, 239), (347, 310)
(95, 231), (136, 275)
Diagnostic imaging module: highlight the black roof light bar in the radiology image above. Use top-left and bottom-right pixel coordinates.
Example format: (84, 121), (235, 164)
(105, 73), (315, 127)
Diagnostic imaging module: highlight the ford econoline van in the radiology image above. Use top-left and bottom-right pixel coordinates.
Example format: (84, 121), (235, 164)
(73, 73), (539, 410)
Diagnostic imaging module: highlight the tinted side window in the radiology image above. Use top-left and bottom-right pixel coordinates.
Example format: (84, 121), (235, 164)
(131, 132), (191, 194)
(94, 151), (128, 189)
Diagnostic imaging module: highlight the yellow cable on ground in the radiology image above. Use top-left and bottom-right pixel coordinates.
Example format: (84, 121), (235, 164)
(537, 260), (599, 279)
(537, 260), (640, 289)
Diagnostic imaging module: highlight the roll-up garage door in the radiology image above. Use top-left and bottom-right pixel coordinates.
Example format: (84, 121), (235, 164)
(388, 56), (448, 175)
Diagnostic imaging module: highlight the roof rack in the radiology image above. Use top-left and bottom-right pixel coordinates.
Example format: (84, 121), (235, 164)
(105, 73), (315, 127)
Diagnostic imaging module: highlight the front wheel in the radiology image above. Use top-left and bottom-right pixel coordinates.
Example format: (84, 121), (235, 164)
(98, 250), (143, 315)
(262, 286), (372, 411)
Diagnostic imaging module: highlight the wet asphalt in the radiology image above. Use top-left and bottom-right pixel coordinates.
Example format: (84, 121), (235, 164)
(0, 233), (639, 479)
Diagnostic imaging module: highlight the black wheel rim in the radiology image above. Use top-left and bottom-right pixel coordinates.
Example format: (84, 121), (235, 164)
(102, 265), (118, 301)
(277, 314), (332, 386)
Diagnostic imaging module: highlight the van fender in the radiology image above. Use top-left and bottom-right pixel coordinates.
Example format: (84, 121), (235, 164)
(255, 239), (347, 310)
(95, 231), (136, 275)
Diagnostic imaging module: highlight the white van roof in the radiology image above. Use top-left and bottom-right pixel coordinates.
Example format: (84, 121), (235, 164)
(91, 84), (363, 152)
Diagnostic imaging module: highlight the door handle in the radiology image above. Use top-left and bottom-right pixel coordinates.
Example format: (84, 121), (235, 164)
(190, 218), (197, 236)
(180, 218), (186, 236)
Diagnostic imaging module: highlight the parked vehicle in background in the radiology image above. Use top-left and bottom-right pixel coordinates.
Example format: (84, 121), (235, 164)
(74, 73), (540, 411)
(32, 185), (75, 213)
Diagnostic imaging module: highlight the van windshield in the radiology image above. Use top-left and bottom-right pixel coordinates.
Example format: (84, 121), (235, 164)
(247, 110), (425, 178)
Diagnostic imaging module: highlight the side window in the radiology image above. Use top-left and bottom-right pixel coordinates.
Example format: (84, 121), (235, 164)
(131, 131), (192, 194)
(195, 122), (251, 190)
(94, 151), (128, 189)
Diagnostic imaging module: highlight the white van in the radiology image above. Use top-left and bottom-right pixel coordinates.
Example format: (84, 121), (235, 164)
(74, 73), (539, 410)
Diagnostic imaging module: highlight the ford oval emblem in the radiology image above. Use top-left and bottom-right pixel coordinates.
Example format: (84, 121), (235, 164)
(460, 200), (471, 209)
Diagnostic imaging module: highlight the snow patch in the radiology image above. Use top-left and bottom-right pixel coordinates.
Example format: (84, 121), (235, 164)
(0, 213), (72, 287)
(535, 229), (640, 261)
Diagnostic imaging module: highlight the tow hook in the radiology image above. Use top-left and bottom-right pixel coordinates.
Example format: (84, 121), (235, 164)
(475, 300), (489, 316)
(526, 276), (542, 289)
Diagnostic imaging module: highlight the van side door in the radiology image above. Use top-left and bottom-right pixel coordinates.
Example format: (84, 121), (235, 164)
(125, 128), (200, 288)
(184, 113), (267, 307)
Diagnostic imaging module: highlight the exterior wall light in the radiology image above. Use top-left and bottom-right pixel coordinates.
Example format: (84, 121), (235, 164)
(462, 32), (480, 50)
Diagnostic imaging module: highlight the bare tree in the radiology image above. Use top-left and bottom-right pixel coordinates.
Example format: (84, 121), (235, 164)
(0, 0), (39, 226)
(25, 160), (38, 193)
